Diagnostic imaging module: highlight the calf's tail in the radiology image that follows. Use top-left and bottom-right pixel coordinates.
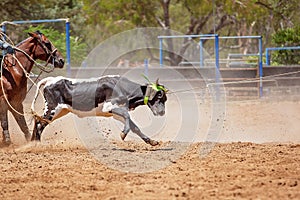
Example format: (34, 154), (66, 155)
(31, 77), (54, 115)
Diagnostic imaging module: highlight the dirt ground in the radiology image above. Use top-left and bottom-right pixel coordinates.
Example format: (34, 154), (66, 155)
(0, 98), (300, 199)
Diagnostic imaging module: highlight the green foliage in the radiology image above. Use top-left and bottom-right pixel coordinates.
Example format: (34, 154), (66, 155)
(25, 25), (87, 66)
(271, 26), (300, 65)
(1, 0), (300, 66)
(82, 0), (159, 48)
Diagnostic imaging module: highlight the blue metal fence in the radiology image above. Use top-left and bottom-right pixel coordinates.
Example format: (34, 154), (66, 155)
(158, 34), (221, 100)
(157, 34), (263, 97)
(157, 34), (219, 68)
(265, 46), (300, 66)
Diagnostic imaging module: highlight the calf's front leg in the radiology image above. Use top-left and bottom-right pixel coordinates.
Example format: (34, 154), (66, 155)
(111, 107), (130, 139)
(128, 119), (159, 146)
(111, 107), (159, 146)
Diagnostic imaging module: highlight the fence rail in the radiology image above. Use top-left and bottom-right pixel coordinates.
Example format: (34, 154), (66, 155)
(265, 46), (300, 66)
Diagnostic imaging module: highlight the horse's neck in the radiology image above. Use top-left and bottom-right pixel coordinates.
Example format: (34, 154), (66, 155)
(15, 42), (35, 73)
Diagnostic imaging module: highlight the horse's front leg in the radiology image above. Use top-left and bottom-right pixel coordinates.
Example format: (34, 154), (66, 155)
(10, 103), (31, 142)
(0, 101), (11, 145)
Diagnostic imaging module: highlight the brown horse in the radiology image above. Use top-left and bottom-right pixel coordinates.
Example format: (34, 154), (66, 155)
(0, 31), (64, 145)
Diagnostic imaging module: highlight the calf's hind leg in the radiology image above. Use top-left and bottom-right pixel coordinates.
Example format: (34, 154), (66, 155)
(32, 106), (70, 141)
(31, 117), (49, 141)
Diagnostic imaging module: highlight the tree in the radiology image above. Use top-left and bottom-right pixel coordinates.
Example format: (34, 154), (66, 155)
(271, 26), (300, 65)
(0, 0), (85, 35)
(82, 0), (238, 65)
(3, 0), (299, 66)
(83, 0), (295, 65)
(24, 25), (87, 66)
(0, 0), (87, 66)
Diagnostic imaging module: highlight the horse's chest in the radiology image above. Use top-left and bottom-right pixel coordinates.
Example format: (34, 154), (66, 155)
(8, 85), (27, 101)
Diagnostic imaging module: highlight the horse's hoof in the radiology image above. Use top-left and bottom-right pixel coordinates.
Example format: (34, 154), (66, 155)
(120, 132), (127, 141)
(149, 140), (159, 146)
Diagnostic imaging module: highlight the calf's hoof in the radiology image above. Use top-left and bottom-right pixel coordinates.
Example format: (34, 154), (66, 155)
(149, 139), (159, 146)
(120, 132), (127, 141)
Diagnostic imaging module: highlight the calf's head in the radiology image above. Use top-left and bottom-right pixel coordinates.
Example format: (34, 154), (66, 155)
(144, 79), (167, 116)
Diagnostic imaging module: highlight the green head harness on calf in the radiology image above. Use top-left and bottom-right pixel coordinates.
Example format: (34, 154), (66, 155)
(143, 76), (167, 105)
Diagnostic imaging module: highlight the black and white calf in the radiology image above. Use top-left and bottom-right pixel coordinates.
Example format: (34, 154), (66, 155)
(31, 75), (167, 146)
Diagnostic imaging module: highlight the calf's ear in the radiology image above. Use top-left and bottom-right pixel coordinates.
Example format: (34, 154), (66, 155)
(156, 78), (159, 85)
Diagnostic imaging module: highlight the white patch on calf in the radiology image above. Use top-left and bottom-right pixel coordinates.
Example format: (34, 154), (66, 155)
(43, 101), (49, 115)
(48, 103), (71, 121)
(102, 101), (120, 112)
(50, 103), (115, 121)
(44, 76), (66, 88)
(43, 75), (120, 87)
(55, 103), (69, 111)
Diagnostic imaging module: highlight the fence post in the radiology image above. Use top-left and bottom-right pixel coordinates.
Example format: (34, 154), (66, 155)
(159, 38), (163, 67)
(199, 39), (204, 67)
(144, 59), (148, 77)
(259, 36), (263, 97)
(215, 35), (219, 70)
(266, 48), (270, 66)
(214, 34), (220, 101)
(65, 19), (71, 77)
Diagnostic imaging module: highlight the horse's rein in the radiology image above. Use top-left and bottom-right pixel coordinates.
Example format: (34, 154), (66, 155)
(14, 45), (56, 73)
(36, 34), (58, 72)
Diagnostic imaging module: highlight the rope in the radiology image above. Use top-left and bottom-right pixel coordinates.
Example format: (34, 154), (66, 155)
(14, 47), (56, 73)
(2, 30), (56, 73)
(27, 70), (43, 93)
(168, 69), (300, 94)
(206, 70), (300, 87)
(0, 31), (15, 46)
(1, 32), (26, 115)
(1, 56), (25, 115)
(168, 86), (206, 94)
(0, 33), (49, 116)
(12, 55), (47, 116)
(0, 54), (47, 116)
